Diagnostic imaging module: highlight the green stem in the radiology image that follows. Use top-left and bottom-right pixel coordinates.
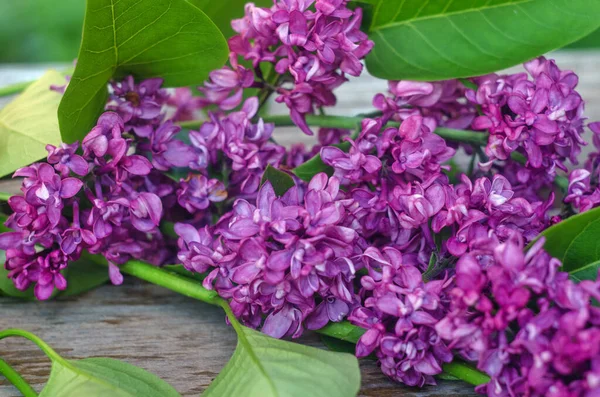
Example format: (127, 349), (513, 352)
(178, 114), (488, 146)
(85, 255), (222, 306)
(442, 361), (490, 386)
(0, 329), (65, 365)
(0, 358), (38, 397)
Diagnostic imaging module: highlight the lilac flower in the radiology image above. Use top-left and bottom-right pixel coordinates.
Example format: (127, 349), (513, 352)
(437, 234), (600, 396)
(373, 80), (477, 130)
(108, 76), (168, 137)
(349, 246), (454, 387)
(201, 0), (373, 133)
(565, 169), (600, 212)
(177, 175), (227, 213)
(46, 142), (89, 176)
(0, 110), (173, 299)
(166, 87), (203, 122)
(175, 173), (362, 338)
(14, 163), (83, 227)
(188, 97), (286, 195)
(468, 57), (586, 177)
(149, 121), (196, 171)
(198, 59), (254, 111)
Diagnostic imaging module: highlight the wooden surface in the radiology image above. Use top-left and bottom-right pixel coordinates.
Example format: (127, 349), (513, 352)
(1, 51), (600, 396)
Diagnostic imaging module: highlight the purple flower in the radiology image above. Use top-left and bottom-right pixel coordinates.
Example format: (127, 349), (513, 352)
(468, 57), (586, 177)
(175, 172), (362, 338)
(46, 142), (89, 176)
(149, 121), (196, 171)
(177, 175), (227, 213)
(204, 0), (373, 133)
(108, 76), (167, 137)
(349, 246), (453, 387)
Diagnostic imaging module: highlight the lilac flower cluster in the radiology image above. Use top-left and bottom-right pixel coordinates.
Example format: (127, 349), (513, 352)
(469, 57), (586, 178)
(0, 112), (167, 299)
(437, 235), (600, 396)
(349, 246), (454, 387)
(175, 173), (362, 338)
(373, 79), (477, 131)
(187, 97), (286, 196)
(200, 0), (373, 134)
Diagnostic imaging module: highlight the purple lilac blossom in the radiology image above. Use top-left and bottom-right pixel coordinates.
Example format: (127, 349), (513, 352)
(175, 173), (362, 338)
(199, 0), (373, 134)
(468, 57), (586, 178)
(436, 234), (600, 396)
(349, 246), (454, 387)
(0, 111), (168, 298)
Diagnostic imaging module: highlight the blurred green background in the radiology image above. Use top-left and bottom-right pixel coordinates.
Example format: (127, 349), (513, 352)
(0, 0), (599, 63)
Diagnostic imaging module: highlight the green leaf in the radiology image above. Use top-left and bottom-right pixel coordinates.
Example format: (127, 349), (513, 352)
(319, 334), (357, 355)
(569, 259), (600, 282)
(40, 357), (181, 397)
(535, 207), (600, 265)
(0, 70), (64, 177)
(192, 0), (272, 38)
(362, 0), (600, 80)
(292, 154), (334, 182)
(58, 0), (229, 143)
(260, 165), (296, 196)
(58, 259), (110, 298)
(202, 325), (361, 397)
(562, 219), (600, 273)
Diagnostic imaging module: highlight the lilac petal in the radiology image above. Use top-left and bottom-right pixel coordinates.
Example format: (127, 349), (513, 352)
(123, 155), (152, 176)
(109, 262), (124, 285)
(267, 249), (292, 271)
(60, 178), (84, 198)
(54, 273), (67, 290)
(507, 95), (528, 115)
(68, 155), (90, 175)
(326, 298), (349, 322)
(174, 223), (200, 244)
(262, 310), (293, 339)
(305, 302), (329, 330)
(0, 232), (23, 249)
(35, 283), (54, 300)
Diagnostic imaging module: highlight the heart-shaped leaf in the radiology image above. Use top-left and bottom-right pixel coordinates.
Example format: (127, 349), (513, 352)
(202, 325), (360, 397)
(0, 329), (181, 396)
(562, 219), (600, 273)
(569, 259), (600, 283)
(58, 0), (229, 143)
(361, 0), (600, 80)
(40, 357), (181, 397)
(0, 70), (64, 177)
(261, 165), (296, 196)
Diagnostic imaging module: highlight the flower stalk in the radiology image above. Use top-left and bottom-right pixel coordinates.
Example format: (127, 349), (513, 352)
(0, 358), (38, 397)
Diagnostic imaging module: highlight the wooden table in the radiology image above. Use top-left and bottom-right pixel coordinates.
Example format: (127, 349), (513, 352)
(1, 52), (600, 396)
